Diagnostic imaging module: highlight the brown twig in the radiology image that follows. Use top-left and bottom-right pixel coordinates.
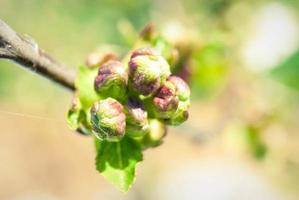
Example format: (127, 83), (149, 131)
(0, 19), (76, 91)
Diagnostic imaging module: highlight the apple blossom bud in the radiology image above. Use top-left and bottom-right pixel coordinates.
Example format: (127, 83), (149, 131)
(165, 100), (189, 125)
(152, 81), (179, 118)
(130, 47), (158, 59)
(94, 60), (128, 101)
(167, 76), (190, 101)
(151, 76), (190, 120)
(90, 98), (126, 141)
(128, 48), (171, 96)
(125, 98), (149, 138)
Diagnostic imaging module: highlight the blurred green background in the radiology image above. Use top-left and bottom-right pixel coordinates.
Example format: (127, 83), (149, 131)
(1, 0), (299, 199)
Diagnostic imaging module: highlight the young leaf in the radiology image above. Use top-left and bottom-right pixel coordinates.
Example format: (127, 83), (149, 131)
(67, 108), (92, 135)
(95, 137), (143, 192)
(67, 66), (101, 135)
(271, 49), (299, 90)
(67, 106), (82, 130)
(66, 96), (87, 131)
(75, 66), (100, 108)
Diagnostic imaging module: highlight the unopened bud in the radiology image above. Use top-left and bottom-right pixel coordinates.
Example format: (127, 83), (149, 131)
(86, 52), (118, 68)
(140, 119), (167, 149)
(167, 76), (190, 101)
(152, 81), (179, 118)
(128, 48), (171, 96)
(94, 60), (128, 101)
(90, 98), (126, 141)
(125, 98), (149, 138)
(152, 76), (190, 120)
(165, 100), (189, 125)
(130, 47), (158, 59)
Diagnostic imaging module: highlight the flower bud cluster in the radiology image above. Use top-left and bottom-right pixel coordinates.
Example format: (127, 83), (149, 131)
(90, 47), (190, 143)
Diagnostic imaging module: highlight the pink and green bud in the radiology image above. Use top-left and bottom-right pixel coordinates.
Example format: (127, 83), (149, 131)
(94, 60), (128, 101)
(165, 100), (189, 125)
(130, 47), (158, 59)
(128, 48), (171, 96)
(167, 76), (190, 101)
(152, 76), (190, 120)
(125, 98), (149, 138)
(152, 81), (179, 118)
(90, 98), (126, 142)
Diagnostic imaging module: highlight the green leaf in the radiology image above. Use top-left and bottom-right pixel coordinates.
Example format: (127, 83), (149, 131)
(75, 66), (100, 109)
(271, 49), (299, 90)
(67, 66), (101, 135)
(95, 136), (143, 192)
(67, 107), (82, 129)
(67, 107), (92, 135)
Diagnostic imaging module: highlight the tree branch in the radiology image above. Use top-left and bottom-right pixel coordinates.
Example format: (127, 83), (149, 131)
(0, 19), (76, 91)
